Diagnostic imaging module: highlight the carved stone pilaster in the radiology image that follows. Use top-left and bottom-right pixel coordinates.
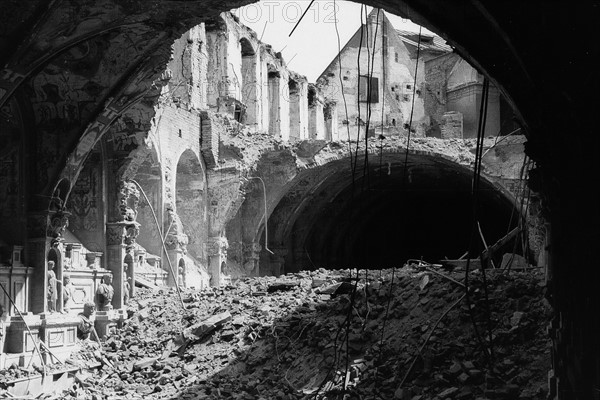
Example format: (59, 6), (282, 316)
(118, 181), (140, 222)
(270, 247), (287, 277)
(206, 236), (228, 258)
(243, 242), (262, 273)
(107, 220), (140, 252)
(123, 222), (140, 252)
(205, 236), (228, 287)
(26, 210), (70, 242)
(164, 206), (188, 253)
(25, 210), (69, 314)
(106, 223), (125, 246)
(47, 211), (70, 245)
(164, 232), (189, 252)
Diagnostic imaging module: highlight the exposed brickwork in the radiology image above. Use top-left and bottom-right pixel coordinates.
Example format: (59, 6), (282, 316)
(440, 111), (463, 139)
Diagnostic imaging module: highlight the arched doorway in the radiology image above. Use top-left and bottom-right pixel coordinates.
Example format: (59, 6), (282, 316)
(174, 149), (209, 288)
(133, 148), (163, 259)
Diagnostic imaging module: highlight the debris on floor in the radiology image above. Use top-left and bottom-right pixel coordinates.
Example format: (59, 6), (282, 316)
(53, 264), (551, 400)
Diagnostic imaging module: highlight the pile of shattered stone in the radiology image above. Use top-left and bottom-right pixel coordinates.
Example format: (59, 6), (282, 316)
(61, 263), (551, 400)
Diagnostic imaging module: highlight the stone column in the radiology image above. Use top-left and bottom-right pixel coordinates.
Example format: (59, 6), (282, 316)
(268, 73), (282, 138)
(26, 210), (70, 314)
(165, 246), (185, 287)
(164, 209), (188, 287)
(270, 247), (287, 277)
(205, 237), (228, 287)
(105, 181), (140, 310)
(243, 242), (262, 276)
(105, 222), (126, 310)
(325, 101), (338, 141)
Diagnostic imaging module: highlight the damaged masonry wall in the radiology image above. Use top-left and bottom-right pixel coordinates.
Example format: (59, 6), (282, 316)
(0, 6), (532, 373)
(0, 0), (596, 397)
(0, 9), (338, 366)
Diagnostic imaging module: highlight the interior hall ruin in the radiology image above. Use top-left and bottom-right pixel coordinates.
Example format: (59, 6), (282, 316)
(0, 1), (597, 399)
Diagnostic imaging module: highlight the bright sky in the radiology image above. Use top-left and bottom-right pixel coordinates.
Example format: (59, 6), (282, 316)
(232, 0), (435, 82)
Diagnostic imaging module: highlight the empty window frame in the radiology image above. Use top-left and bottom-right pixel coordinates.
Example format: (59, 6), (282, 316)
(359, 75), (379, 103)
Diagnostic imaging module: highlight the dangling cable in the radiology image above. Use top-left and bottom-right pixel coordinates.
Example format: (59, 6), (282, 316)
(362, 9), (382, 192)
(333, 0), (354, 173)
(351, 6), (367, 188)
(401, 25), (423, 189)
(130, 179), (185, 309)
(464, 77), (495, 368)
(377, 25), (423, 377)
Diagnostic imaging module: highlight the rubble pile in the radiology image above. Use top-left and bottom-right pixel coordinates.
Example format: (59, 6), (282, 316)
(62, 265), (551, 400)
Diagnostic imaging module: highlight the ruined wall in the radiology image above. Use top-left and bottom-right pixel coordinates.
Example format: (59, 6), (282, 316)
(289, 75), (309, 141)
(132, 150), (163, 258)
(0, 98), (25, 245)
(166, 25), (208, 110)
(325, 101), (339, 141)
(308, 85), (326, 140)
(425, 56), (501, 139)
(447, 82), (500, 139)
(154, 104), (206, 254)
(423, 53), (461, 137)
(67, 152), (105, 253)
(241, 45), (260, 128)
(440, 111), (463, 139)
(317, 11), (427, 141)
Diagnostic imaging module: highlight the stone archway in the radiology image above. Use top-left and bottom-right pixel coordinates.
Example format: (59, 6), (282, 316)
(175, 149), (206, 259)
(255, 140), (523, 274)
(132, 148), (163, 259)
(172, 149), (210, 288)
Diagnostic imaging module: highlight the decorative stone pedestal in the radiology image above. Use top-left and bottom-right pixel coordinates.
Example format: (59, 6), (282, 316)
(4, 314), (43, 367)
(5, 314), (42, 354)
(94, 310), (120, 339)
(40, 313), (79, 363)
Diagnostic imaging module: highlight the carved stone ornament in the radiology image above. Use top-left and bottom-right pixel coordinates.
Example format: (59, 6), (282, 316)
(118, 181), (140, 221)
(206, 237), (228, 258)
(243, 242), (262, 260)
(124, 222), (141, 250)
(164, 232), (189, 252)
(47, 210), (70, 239)
(106, 223), (125, 246)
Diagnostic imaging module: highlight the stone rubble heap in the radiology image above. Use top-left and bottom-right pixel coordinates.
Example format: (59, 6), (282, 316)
(59, 264), (550, 400)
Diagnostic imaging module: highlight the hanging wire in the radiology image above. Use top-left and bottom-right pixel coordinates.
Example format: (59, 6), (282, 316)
(361, 8), (382, 192)
(333, 0), (355, 173)
(288, 0), (316, 37)
(464, 77), (496, 369)
(0, 281), (46, 371)
(401, 25), (422, 182)
(247, 176), (274, 254)
(130, 180), (185, 309)
(351, 6), (366, 187)
(377, 24), (423, 370)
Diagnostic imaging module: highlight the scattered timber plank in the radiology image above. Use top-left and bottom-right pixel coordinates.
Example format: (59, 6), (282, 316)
(481, 227), (521, 259)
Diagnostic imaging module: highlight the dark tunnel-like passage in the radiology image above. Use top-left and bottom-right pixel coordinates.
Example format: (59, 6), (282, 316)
(270, 154), (520, 272)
